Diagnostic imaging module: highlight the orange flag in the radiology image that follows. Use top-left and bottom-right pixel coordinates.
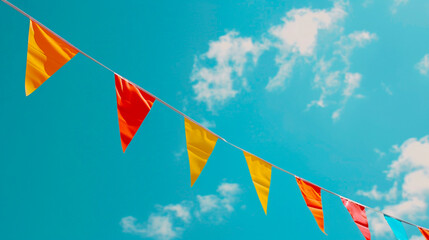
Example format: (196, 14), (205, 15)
(296, 177), (326, 234)
(115, 74), (155, 152)
(419, 228), (429, 240)
(25, 20), (78, 95)
(184, 118), (218, 187)
(243, 152), (272, 215)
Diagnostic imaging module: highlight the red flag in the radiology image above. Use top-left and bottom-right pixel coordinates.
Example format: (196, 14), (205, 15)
(296, 177), (326, 234)
(419, 227), (429, 240)
(115, 74), (155, 152)
(341, 198), (371, 240)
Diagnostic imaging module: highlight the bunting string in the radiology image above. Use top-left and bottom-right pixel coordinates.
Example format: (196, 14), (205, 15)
(2, 0), (428, 237)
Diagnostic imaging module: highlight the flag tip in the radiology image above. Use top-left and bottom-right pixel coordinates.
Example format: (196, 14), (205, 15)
(25, 88), (33, 96)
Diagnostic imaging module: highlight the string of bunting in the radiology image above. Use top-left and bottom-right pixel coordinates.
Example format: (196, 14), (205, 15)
(2, 0), (428, 239)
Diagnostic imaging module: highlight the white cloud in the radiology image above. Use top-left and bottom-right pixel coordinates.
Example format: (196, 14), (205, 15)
(217, 182), (241, 212)
(120, 215), (183, 240)
(343, 72), (361, 97)
(269, 2), (346, 56)
(411, 235), (426, 240)
(163, 204), (192, 223)
(205, 32), (265, 68)
(265, 57), (296, 91)
(347, 31), (377, 45)
(266, 1), (347, 91)
(197, 195), (220, 213)
(309, 30), (376, 120)
(358, 186), (383, 200)
(195, 182), (242, 221)
(196, 183), (242, 214)
(391, 0), (409, 14)
(308, 31), (376, 111)
(191, 2), (375, 120)
(200, 118), (216, 129)
(173, 147), (186, 161)
(330, 72), (361, 120)
(268, 10), (376, 120)
(363, 0), (373, 7)
(307, 60), (341, 109)
(357, 182), (398, 201)
(359, 136), (429, 237)
(121, 216), (141, 233)
(416, 54), (429, 76)
(384, 197), (427, 221)
(374, 148), (386, 158)
(387, 136), (429, 178)
(191, 31), (268, 111)
(334, 31), (377, 68)
(367, 211), (391, 238)
(121, 182), (241, 239)
(217, 182), (241, 197)
(327, 72), (363, 121)
(191, 64), (236, 111)
(332, 109), (341, 120)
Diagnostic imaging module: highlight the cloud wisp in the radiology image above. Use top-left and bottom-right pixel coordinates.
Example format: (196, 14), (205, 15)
(191, 31), (268, 112)
(391, 0), (409, 14)
(308, 30), (377, 120)
(120, 182), (241, 240)
(266, 1), (347, 91)
(416, 54), (429, 76)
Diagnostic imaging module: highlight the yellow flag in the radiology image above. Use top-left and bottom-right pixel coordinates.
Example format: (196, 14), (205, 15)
(243, 152), (272, 215)
(184, 118), (218, 187)
(25, 20), (78, 96)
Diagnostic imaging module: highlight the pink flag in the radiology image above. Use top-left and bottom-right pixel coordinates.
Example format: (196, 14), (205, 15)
(341, 198), (371, 240)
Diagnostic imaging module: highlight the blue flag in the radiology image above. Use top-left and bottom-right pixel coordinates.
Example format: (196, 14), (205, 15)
(385, 215), (408, 240)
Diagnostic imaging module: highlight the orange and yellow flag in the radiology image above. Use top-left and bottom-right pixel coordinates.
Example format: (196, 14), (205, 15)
(25, 20), (78, 95)
(184, 118), (218, 187)
(296, 177), (326, 234)
(419, 228), (429, 240)
(243, 152), (272, 215)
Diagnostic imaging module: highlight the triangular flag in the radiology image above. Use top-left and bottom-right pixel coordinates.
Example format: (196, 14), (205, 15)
(115, 74), (155, 152)
(296, 177), (326, 234)
(184, 118), (218, 187)
(25, 20), (78, 96)
(384, 215), (408, 240)
(341, 198), (371, 240)
(243, 152), (272, 215)
(419, 227), (429, 240)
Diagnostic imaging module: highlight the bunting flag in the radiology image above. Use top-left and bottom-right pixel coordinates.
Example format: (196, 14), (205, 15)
(25, 20), (78, 96)
(243, 152), (272, 215)
(419, 228), (429, 240)
(4, 1), (429, 236)
(184, 118), (218, 186)
(296, 177), (326, 234)
(341, 198), (371, 240)
(115, 74), (155, 152)
(384, 215), (408, 240)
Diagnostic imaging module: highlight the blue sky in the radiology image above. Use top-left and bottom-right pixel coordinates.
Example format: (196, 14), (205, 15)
(1, 0), (429, 239)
